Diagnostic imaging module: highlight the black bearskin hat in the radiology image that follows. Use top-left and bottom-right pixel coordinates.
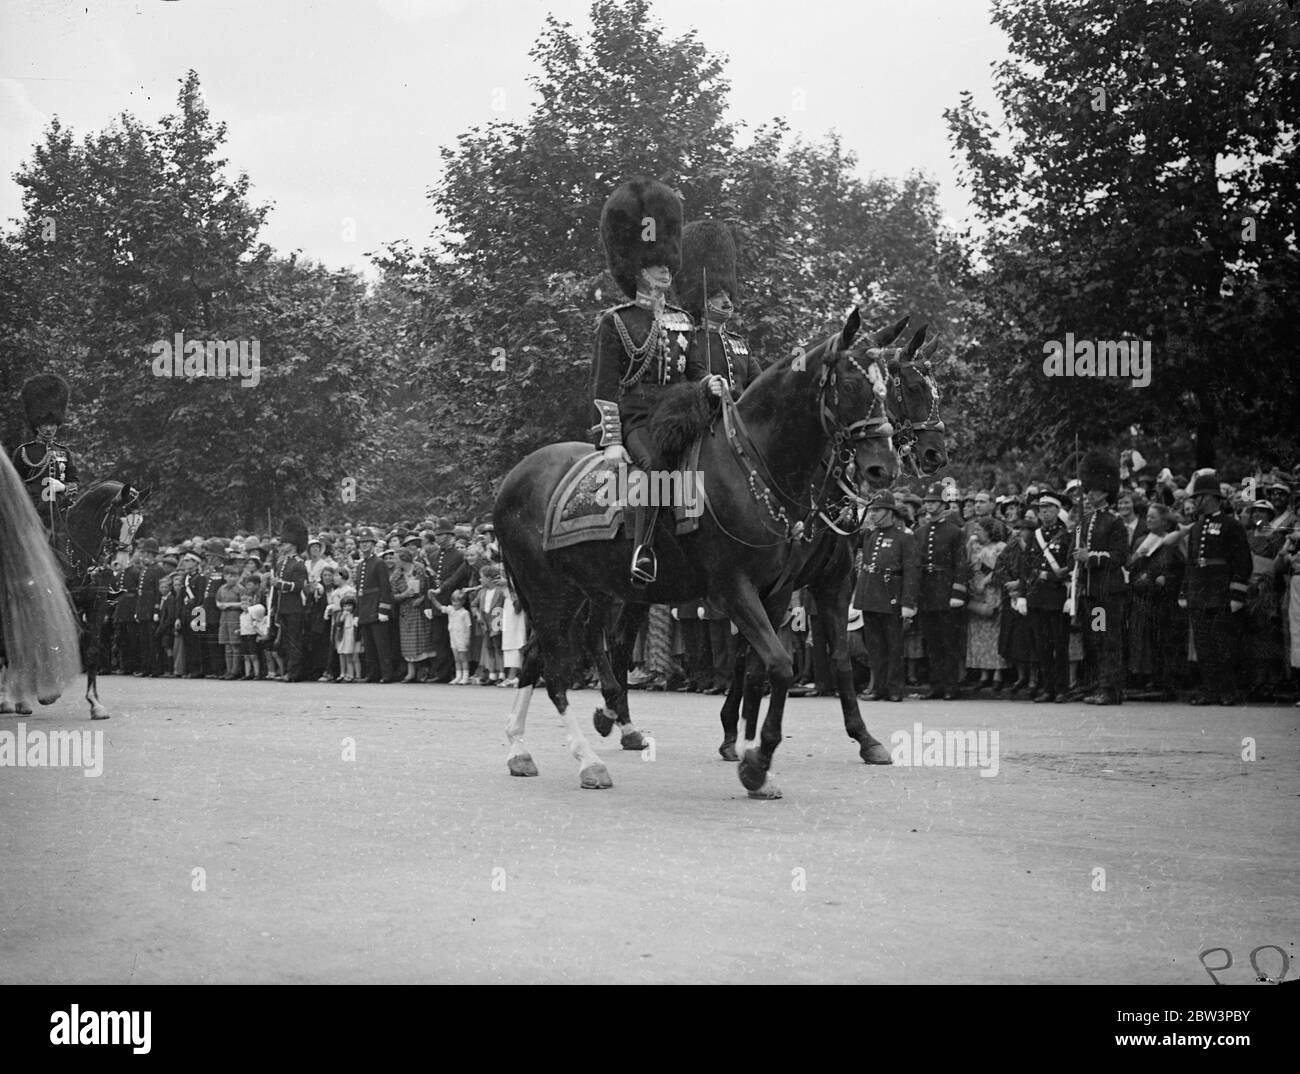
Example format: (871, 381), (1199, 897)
(1079, 450), (1120, 502)
(20, 373), (69, 430)
(278, 516), (309, 554)
(600, 177), (683, 299)
(677, 220), (738, 320)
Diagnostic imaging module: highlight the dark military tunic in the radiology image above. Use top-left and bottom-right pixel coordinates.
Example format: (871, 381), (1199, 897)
(1181, 507), (1252, 701)
(914, 516), (969, 692)
(691, 321), (762, 399)
(591, 297), (703, 468)
(10, 438), (78, 519)
(1024, 518), (1073, 698)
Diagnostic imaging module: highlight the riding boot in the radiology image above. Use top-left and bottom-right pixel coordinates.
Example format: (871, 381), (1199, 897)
(631, 504), (659, 586)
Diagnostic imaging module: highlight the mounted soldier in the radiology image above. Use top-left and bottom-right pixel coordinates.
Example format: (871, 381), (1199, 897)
(591, 177), (725, 585)
(677, 220), (762, 399)
(12, 374), (80, 541)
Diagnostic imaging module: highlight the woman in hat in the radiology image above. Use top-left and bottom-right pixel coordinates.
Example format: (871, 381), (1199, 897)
(994, 517), (1039, 696)
(394, 548), (435, 682)
(965, 519), (1009, 691)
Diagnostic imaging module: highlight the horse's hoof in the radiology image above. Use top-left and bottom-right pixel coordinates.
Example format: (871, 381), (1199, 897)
(620, 729), (648, 751)
(738, 748), (768, 791)
(860, 741), (893, 765)
(747, 780), (783, 800)
(592, 707), (615, 738)
(15, 703), (32, 716)
(0, 701), (13, 714)
(38, 693), (61, 706)
(718, 741), (739, 762)
(91, 711), (110, 721)
(579, 763), (613, 789)
(507, 753), (538, 777)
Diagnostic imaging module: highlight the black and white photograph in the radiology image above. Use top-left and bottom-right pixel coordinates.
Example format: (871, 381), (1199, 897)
(1, 0), (1297, 1031)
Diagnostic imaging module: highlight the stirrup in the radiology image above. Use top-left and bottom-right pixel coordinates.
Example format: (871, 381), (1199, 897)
(631, 545), (657, 586)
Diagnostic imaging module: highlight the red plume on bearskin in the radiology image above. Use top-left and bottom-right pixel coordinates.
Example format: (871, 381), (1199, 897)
(677, 220), (738, 321)
(20, 373), (69, 429)
(600, 178), (684, 299)
(0, 451), (82, 705)
(278, 516), (309, 554)
(1079, 449), (1120, 501)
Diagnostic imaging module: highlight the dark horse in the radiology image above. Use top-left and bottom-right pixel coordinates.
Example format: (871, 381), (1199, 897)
(0, 480), (149, 718)
(717, 328), (949, 763)
(494, 308), (905, 798)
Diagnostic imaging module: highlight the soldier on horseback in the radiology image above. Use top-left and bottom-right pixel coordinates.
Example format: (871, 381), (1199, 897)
(11, 374), (80, 543)
(677, 220), (762, 398)
(592, 178), (724, 585)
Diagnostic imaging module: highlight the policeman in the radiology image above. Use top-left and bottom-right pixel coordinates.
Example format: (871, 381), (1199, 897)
(592, 178), (723, 584)
(1179, 473), (1251, 705)
(12, 373), (79, 534)
(851, 491), (919, 701)
(915, 482), (969, 699)
(677, 220), (763, 398)
(273, 517), (311, 682)
(1071, 452), (1128, 705)
(133, 537), (167, 677)
(1025, 492), (1073, 703)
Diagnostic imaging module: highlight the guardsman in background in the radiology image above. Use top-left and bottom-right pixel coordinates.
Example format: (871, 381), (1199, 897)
(592, 177), (723, 585)
(1179, 473), (1252, 705)
(133, 537), (166, 677)
(851, 491), (919, 701)
(915, 482), (968, 700)
(1072, 452), (1129, 705)
(12, 373), (80, 537)
(355, 527), (397, 682)
(1025, 492), (1073, 703)
(677, 220), (763, 399)
(273, 517), (311, 682)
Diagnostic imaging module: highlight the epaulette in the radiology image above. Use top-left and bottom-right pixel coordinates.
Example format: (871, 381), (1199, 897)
(660, 304), (693, 331)
(601, 302), (638, 317)
(722, 327), (751, 355)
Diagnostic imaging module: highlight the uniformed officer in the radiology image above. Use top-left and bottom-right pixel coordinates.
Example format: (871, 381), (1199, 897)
(133, 537), (167, 677)
(1179, 473), (1252, 705)
(851, 491), (920, 701)
(423, 517), (472, 683)
(915, 482), (969, 699)
(1071, 452), (1129, 705)
(677, 220), (763, 399)
(273, 517), (311, 682)
(1025, 492), (1074, 702)
(12, 373), (79, 534)
(592, 178), (724, 584)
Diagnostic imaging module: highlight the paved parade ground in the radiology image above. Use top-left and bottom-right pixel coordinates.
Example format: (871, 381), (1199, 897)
(1, 679), (1296, 984)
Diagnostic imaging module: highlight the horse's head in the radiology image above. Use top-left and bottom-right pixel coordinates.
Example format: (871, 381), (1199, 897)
(813, 309), (907, 492)
(118, 481), (151, 513)
(883, 327), (948, 476)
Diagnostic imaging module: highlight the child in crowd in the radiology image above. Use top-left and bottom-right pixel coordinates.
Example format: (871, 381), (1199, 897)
(255, 603), (283, 680)
(475, 564), (506, 684)
(238, 584), (261, 680)
(216, 564), (244, 679)
(334, 588), (362, 683)
(448, 589), (473, 684)
(156, 571), (183, 677)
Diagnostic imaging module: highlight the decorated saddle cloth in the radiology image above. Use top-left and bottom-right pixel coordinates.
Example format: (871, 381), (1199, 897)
(542, 438), (707, 552)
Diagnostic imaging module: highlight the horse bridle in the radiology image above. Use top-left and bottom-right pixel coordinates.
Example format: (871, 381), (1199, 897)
(888, 359), (946, 476)
(64, 486), (142, 591)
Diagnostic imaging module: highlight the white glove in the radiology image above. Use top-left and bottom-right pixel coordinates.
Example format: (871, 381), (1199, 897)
(670, 608), (679, 620)
(948, 598), (965, 609)
(378, 613), (389, 623)
(603, 444), (630, 464)
(423, 608), (433, 620)
(47, 478), (66, 494)
(1012, 597), (1028, 617)
(901, 607), (916, 620)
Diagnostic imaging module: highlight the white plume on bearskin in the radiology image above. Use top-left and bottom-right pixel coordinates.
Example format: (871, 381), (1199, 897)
(20, 373), (69, 430)
(0, 451), (82, 705)
(600, 177), (684, 299)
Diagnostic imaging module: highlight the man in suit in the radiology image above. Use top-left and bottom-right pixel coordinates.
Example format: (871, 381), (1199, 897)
(355, 527), (397, 682)
(272, 517), (311, 682)
(424, 518), (472, 683)
(132, 537), (166, 677)
(915, 482), (969, 700)
(851, 491), (920, 701)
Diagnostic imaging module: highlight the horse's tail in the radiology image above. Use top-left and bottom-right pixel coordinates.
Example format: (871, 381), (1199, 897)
(0, 450), (82, 704)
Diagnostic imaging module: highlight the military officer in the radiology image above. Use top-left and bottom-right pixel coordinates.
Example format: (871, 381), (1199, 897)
(1025, 492), (1074, 702)
(133, 537), (167, 677)
(915, 482), (969, 700)
(1071, 452), (1129, 705)
(592, 178), (724, 584)
(851, 491), (919, 701)
(677, 220), (763, 399)
(355, 527), (397, 682)
(12, 373), (79, 534)
(1178, 473), (1252, 705)
(273, 517), (311, 682)
(424, 517), (472, 683)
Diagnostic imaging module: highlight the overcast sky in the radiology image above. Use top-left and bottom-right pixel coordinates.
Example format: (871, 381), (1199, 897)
(0, 0), (1009, 275)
